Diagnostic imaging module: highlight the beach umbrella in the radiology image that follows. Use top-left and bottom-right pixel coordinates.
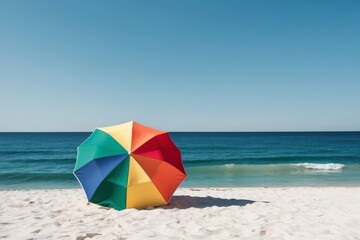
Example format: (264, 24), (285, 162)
(73, 121), (186, 210)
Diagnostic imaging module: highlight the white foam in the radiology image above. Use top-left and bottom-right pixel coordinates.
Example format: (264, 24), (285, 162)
(224, 164), (235, 168)
(292, 163), (345, 170)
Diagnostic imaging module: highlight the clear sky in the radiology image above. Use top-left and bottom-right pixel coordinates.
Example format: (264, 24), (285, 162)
(0, 0), (359, 131)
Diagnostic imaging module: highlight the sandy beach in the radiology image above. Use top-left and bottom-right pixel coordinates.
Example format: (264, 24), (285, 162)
(1, 187), (359, 239)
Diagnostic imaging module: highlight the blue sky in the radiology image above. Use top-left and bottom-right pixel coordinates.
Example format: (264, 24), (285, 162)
(0, 0), (359, 131)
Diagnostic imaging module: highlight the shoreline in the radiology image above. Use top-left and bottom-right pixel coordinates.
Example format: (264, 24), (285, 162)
(1, 187), (360, 239)
(2, 184), (360, 192)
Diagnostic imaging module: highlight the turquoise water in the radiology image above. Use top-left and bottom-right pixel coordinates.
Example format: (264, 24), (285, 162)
(0, 132), (360, 189)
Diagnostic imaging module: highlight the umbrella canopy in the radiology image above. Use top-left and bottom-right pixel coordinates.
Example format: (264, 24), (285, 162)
(73, 121), (186, 210)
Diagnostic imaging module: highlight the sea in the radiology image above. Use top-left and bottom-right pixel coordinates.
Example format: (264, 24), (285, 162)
(0, 132), (360, 190)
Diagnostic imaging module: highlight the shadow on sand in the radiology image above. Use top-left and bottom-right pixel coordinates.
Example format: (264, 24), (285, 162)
(159, 195), (268, 209)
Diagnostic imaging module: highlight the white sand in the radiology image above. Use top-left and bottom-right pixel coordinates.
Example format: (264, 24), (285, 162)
(1, 187), (360, 240)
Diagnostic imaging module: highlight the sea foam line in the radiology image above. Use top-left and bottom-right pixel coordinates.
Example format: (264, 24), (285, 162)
(291, 163), (345, 170)
(224, 164), (235, 168)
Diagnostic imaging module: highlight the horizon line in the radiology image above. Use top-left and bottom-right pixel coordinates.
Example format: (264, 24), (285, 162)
(1, 130), (359, 133)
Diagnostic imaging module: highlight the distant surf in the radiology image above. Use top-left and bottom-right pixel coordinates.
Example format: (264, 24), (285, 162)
(291, 163), (345, 171)
(186, 163), (348, 174)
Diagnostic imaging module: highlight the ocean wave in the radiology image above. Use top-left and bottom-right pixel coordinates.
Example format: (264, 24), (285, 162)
(224, 164), (235, 168)
(185, 163), (350, 176)
(183, 155), (359, 167)
(0, 172), (75, 181)
(291, 163), (345, 170)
